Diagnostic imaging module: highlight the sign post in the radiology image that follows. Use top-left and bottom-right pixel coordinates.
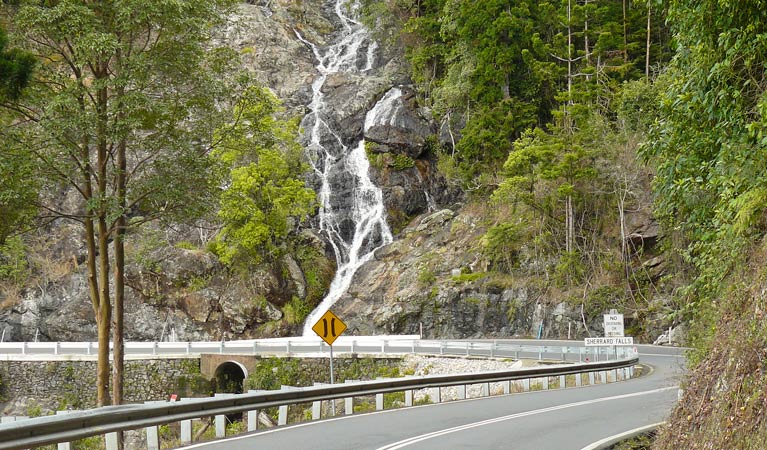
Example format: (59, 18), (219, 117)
(312, 310), (347, 416)
(311, 310), (347, 385)
(603, 313), (625, 337)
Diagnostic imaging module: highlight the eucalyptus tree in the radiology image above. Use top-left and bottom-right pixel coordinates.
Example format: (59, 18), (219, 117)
(0, 0), (243, 406)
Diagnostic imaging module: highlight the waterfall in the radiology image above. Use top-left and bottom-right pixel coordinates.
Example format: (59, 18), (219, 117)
(299, 0), (393, 335)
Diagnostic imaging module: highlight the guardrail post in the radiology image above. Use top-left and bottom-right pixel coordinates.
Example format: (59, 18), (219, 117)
(481, 382), (490, 396)
(213, 394), (229, 437)
(457, 384), (466, 400)
(105, 432), (119, 450)
(180, 418), (192, 444)
(286, 340), (291, 355)
(433, 387), (441, 403)
(439, 341), (444, 355)
(523, 379), (530, 392)
(541, 377), (548, 391)
(186, 342), (192, 355)
(466, 342), (470, 356)
(246, 390), (262, 431)
(559, 375), (565, 389)
(490, 340), (496, 358)
(589, 372), (595, 385)
(55, 411), (70, 450)
(411, 341), (415, 354)
(278, 387), (298, 425)
(219, 341), (224, 354)
(21, 342), (26, 355)
(503, 380), (511, 395)
(538, 348), (542, 360)
(381, 340), (386, 353)
(54, 342), (60, 356)
(86, 341), (92, 355)
(612, 369), (618, 382)
(575, 374), (582, 387)
(629, 365), (635, 378)
(376, 392), (384, 410)
(405, 390), (413, 407)
(351, 340), (355, 353)
(515, 349), (520, 360)
(146, 424), (160, 450)
(152, 342), (157, 356)
(344, 380), (358, 415)
(600, 370), (607, 384)
(144, 401), (161, 450)
(561, 347), (566, 361)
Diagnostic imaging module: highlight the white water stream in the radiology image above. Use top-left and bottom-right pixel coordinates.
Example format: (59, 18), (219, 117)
(299, 0), (393, 335)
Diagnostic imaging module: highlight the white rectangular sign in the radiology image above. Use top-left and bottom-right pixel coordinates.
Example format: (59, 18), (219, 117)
(603, 314), (624, 337)
(584, 337), (633, 346)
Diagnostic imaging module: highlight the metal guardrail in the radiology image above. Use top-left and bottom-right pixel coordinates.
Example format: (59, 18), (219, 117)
(0, 336), (633, 363)
(0, 349), (639, 450)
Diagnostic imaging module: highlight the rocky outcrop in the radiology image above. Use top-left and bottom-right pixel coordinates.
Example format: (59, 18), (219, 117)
(362, 87), (461, 229)
(332, 208), (597, 338)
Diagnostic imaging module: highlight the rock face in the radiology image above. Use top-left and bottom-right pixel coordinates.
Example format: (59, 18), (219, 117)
(362, 87), (461, 230)
(216, 1), (331, 113)
(332, 208), (599, 338)
(0, 224), (333, 342)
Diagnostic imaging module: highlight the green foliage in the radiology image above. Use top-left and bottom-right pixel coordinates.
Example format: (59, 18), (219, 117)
(0, 235), (28, 283)
(451, 272), (486, 284)
(283, 296), (311, 325)
(417, 267), (436, 285)
(0, 25), (35, 100)
(244, 357), (403, 392)
(641, 0), (767, 338)
(553, 251), (586, 287)
(174, 241), (197, 251)
(294, 241), (334, 307)
(211, 86), (317, 268)
(391, 153), (415, 171)
(0, 117), (38, 245)
(482, 221), (524, 272)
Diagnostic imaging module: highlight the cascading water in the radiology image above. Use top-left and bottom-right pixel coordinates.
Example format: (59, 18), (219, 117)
(299, 0), (393, 335)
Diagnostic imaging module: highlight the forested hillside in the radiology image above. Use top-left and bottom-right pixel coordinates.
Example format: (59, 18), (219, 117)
(340, 0), (676, 340)
(360, 0), (767, 446)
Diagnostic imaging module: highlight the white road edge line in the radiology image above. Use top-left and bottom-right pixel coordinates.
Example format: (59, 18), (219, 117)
(374, 387), (677, 450)
(579, 421), (666, 450)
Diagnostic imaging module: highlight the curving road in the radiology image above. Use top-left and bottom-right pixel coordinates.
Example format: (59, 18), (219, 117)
(184, 341), (686, 450)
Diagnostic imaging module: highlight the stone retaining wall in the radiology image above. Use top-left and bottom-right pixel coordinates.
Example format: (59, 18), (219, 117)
(0, 357), (208, 409)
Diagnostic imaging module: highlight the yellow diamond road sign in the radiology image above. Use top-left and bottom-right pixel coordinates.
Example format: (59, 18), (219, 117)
(312, 310), (347, 346)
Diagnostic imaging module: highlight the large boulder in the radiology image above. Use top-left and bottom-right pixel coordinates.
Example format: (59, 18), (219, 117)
(364, 87), (436, 156)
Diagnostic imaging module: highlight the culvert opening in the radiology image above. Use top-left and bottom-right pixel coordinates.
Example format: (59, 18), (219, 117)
(214, 361), (247, 394)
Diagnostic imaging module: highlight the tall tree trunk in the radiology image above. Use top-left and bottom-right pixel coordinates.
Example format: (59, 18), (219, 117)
(584, 0), (590, 67)
(95, 65), (112, 407)
(96, 222), (111, 407)
(113, 139), (126, 407)
(646, 1), (652, 77)
(623, 0), (629, 63)
(567, 0), (572, 111)
(80, 107), (109, 406)
(112, 48), (126, 411)
(566, 195), (574, 254)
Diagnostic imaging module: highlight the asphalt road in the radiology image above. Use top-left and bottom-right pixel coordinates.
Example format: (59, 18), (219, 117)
(184, 342), (686, 450)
